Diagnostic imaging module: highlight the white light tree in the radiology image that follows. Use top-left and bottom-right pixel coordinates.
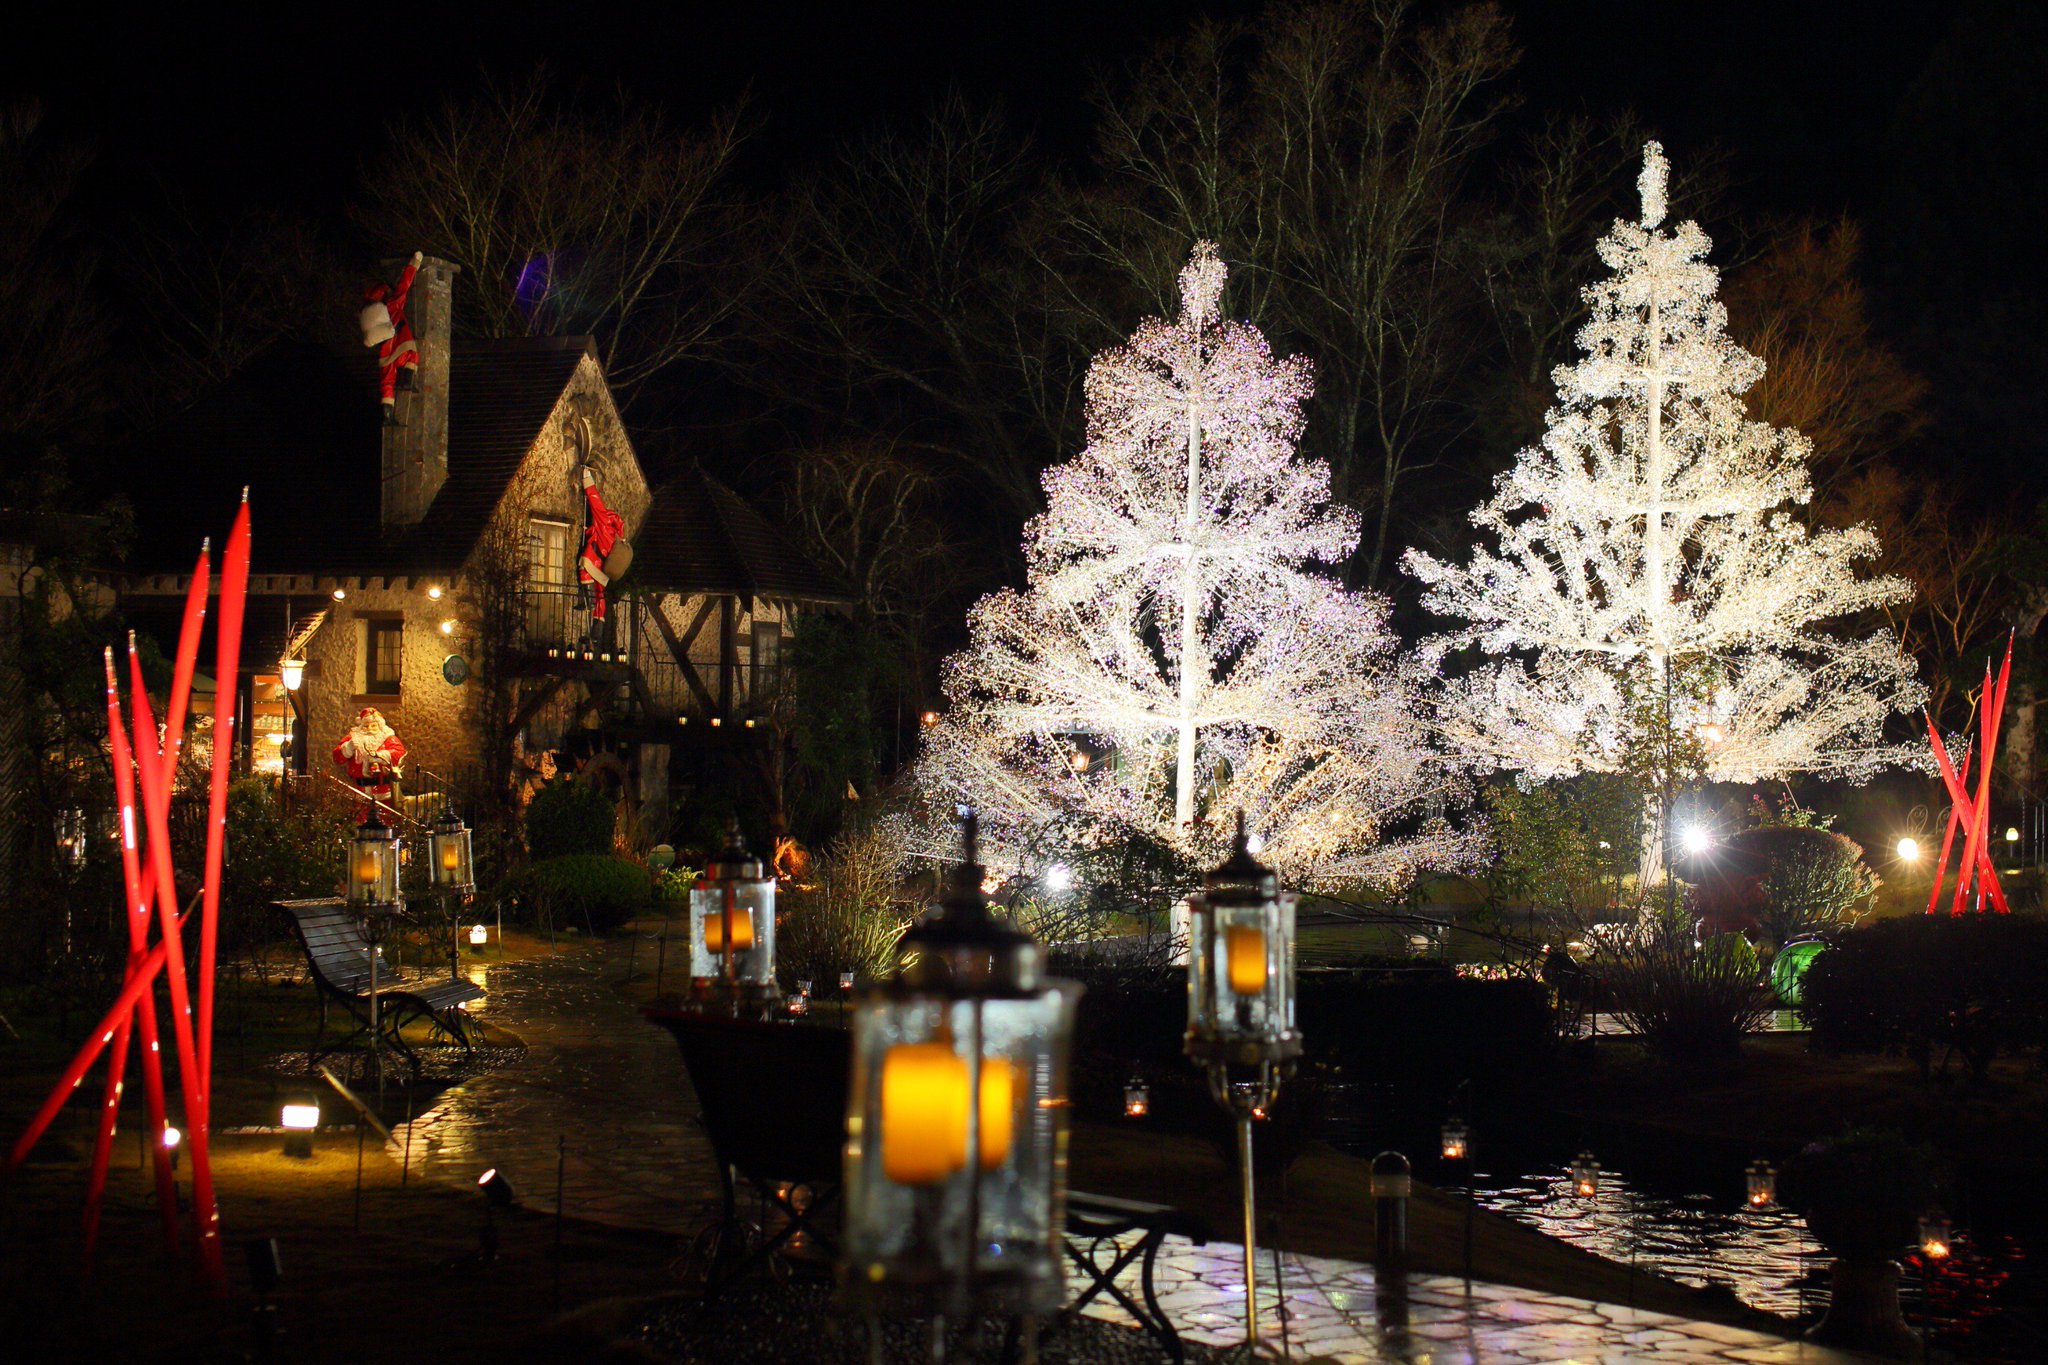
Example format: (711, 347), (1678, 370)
(918, 243), (1475, 885)
(1403, 143), (1924, 888)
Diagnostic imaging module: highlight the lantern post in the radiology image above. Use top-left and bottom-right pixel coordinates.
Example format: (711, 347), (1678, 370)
(345, 814), (403, 1103)
(428, 809), (475, 980)
(840, 812), (1081, 1354)
(1184, 815), (1300, 1344)
(688, 818), (778, 1013)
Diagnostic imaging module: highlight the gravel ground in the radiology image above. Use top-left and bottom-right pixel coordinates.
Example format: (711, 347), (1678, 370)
(635, 1281), (1250, 1365)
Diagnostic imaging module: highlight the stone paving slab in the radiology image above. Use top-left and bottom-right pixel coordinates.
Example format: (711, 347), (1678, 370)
(392, 932), (1884, 1365)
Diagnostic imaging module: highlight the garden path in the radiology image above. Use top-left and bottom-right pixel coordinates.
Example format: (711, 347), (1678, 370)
(390, 933), (1881, 1363)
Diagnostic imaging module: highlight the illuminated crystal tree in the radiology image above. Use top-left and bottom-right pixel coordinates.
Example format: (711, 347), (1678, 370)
(1403, 143), (1923, 886)
(919, 244), (1473, 885)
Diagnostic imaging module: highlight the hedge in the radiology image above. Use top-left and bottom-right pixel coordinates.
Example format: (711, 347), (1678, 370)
(505, 855), (650, 935)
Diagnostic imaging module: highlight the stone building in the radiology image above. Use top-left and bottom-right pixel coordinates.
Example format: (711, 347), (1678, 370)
(115, 256), (847, 841)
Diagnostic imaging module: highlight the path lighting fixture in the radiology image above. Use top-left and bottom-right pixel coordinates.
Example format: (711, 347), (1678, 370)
(430, 810), (475, 897)
(281, 1102), (320, 1159)
(1897, 836), (1921, 862)
(1681, 826), (1713, 856)
(2006, 826), (2020, 844)
(689, 818), (777, 1009)
(840, 810), (1082, 1328)
(1919, 1212), (1953, 1260)
(1745, 1159), (1776, 1209)
(279, 656), (305, 691)
(331, 587), (346, 601)
(1185, 815), (1300, 1345)
(786, 992), (810, 1017)
(347, 816), (402, 915)
(469, 923), (489, 949)
(1441, 1119), (1470, 1163)
(1124, 1075), (1150, 1119)
(1570, 1152), (1600, 1198)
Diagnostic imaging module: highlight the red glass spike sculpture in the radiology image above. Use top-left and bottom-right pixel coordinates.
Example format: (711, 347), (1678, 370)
(1925, 631), (2015, 916)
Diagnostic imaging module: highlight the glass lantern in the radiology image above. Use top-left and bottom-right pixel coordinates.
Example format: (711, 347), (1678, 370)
(1123, 1074), (1150, 1119)
(1441, 1119), (1470, 1162)
(429, 809), (475, 897)
(1569, 1151), (1601, 1198)
(54, 808), (87, 868)
(346, 816), (403, 914)
(1184, 818), (1301, 1111)
(1745, 1159), (1776, 1208)
(1919, 1211), (1953, 1260)
(688, 818), (777, 1005)
(841, 813), (1082, 1323)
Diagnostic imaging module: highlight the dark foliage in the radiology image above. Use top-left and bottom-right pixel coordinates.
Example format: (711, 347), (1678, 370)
(503, 854), (649, 935)
(1782, 1127), (1943, 1261)
(1801, 914), (2048, 1081)
(1691, 822), (1877, 944)
(523, 779), (618, 860)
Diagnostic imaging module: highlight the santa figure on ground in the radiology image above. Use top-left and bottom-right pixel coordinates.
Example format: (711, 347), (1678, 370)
(578, 464), (630, 623)
(360, 251), (424, 425)
(333, 707), (408, 814)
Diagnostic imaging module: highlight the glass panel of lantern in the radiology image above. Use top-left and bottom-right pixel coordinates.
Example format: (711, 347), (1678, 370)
(688, 819), (777, 992)
(1441, 1119), (1470, 1162)
(1745, 1159), (1776, 1208)
(1185, 823), (1300, 1079)
(346, 817), (402, 913)
(428, 810), (474, 896)
(841, 818), (1081, 1321)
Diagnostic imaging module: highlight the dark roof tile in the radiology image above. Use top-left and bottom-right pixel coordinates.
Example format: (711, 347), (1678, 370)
(632, 467), (851, 604)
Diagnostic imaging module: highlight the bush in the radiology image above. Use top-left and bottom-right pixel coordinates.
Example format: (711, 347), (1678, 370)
(222, 780), (356, 960)
(778, 821), (916, 987)
(1584, 911), (1772, 1070)
(1782, 1127), (1942, 1260)
(1801, 914), (2048, 1081)
(1692, 823), (1876, 946)
(525, 780), (617, 859)
(506, 854), (649, 934)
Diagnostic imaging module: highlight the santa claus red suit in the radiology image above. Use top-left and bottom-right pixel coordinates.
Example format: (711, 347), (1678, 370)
(359, 251), (424, 424)
(333, 708), (408, 811)
(579, 466), (628, 621)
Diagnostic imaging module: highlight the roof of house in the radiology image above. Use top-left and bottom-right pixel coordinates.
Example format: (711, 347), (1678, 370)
(631, 466), (852, 605)
(115, 337), (589, 577)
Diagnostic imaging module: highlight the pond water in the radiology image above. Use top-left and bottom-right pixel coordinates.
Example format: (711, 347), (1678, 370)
(1457, 1158), (2037, 1364)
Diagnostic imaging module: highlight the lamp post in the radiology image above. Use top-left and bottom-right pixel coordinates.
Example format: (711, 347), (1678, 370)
(840, 812), (1081, 1350)
(428, 809), (475, 979)
(688, 818), (778, 1012)
(346, 815), (403, 1104)
(1184, 816), (1300, 1345)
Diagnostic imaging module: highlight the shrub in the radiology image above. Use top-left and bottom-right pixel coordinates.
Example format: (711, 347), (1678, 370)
(777, 820), (916, 987)
(1691, 823), (1876, 945)
(1782, 1128), (1942, 1260)
(525, 780), (617, 859)
(1801, 914), (2048, 1081)
(506, 854), (649, 934)
(222, 780), (355, 960)
(1584, 910), (1771, 1069)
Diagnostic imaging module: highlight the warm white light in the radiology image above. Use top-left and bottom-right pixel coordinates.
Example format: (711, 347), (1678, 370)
(267, 732), (290, 746)
(162, 1126), (182, 1150)
(920, 710), (940, 728)
(1046, 863), (1073, 893)
(2006, 826), (2020, 843)
(331, 587), (346, 601)
(1068, 751), (1089, 773)
(1897, 837), (1921, 862)
(470, 924), (489, 946)
(280, 657), (305, 690)
(439, 618), (457, 636)
(426, 585), (443, 600)
(281, 1104), (320, 1130)
(1245, 833), (1265, 855)
(1681, 827), (1712, 855)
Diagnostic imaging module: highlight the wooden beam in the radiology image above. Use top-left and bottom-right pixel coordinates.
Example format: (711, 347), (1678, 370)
(508, 676), (571, 738)
(718, 596), (736, 713)
(645, 597), (716, 712)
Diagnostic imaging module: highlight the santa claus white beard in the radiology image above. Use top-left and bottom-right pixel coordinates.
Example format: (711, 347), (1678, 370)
(349, 723), (394, 756)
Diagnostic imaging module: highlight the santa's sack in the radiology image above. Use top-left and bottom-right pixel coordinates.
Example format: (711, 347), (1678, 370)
(601, 539), (634, 582)
(359, 301), (395, 347)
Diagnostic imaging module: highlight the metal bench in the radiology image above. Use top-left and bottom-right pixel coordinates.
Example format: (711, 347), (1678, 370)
(275, 898), (484, 1073)
(1062, 1191), (1213, 1365)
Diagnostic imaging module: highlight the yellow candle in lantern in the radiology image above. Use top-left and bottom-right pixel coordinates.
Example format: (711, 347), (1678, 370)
(440, 842), (460, 873)
(1225, 924), (1267, 994)
(703, 908), (756, 953)
(354, 850), (382, 885)
(976, 1057), (1016, 1171)
(881, 1042), (968, 1185)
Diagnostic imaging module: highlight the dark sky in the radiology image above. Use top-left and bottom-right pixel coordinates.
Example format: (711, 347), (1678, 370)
(8, 0), (1957, 219)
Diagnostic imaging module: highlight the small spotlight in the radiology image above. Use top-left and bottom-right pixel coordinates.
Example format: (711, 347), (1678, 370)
(1896, 837), (1921, 862)
(439, 618), (457, 636)
(331, 587), (346, 601)
(478, 1168), (518, 1208)
(426, 585), (443, 600)
(2006, 827), (2020, 844)
(281, 1103), (319, 1159)
(1681, 826), (1712, 856)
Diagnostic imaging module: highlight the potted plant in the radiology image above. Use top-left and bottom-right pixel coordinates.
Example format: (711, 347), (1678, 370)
(1782, 1128), (1942, 1358)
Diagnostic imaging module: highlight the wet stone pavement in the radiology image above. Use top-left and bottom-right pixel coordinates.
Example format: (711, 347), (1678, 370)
(390, 930), (722, 1233)
(394, 934), (1881, 1364)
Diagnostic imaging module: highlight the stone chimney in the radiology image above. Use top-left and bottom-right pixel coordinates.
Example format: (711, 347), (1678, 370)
(381, 255), (459, 534)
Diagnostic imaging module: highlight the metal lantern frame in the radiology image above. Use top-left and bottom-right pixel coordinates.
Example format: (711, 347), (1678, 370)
(840, 814), (1082, 1327)
(1570, 1151), (1601, 1198)
(1745, 1159), (1776, 1209)
(1441, 1119), (1471, 1163)
(1123, 1074), (1151, 1119)
(1184, 817), (1301, 1344)
(344, 815), (403, 1102)
(687, 818), (778, 1009)
(429, 809), (475, 896)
